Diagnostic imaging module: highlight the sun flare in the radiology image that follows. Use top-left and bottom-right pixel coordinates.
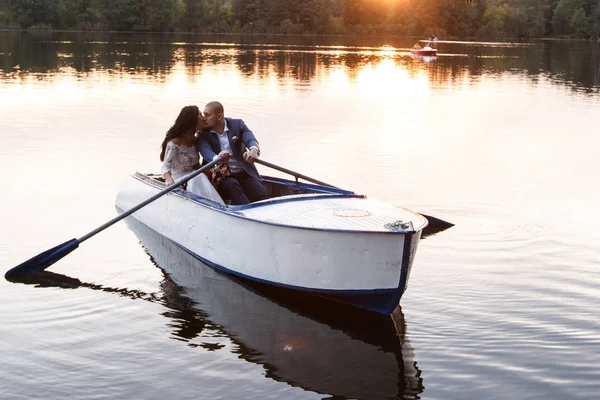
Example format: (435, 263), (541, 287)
(356, 58), (430, 103)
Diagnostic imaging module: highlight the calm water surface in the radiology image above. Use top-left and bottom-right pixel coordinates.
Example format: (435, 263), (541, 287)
(1, 32), (599, 399)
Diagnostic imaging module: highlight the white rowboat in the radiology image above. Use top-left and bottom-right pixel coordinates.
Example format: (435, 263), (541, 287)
(115, 172), (428, 314)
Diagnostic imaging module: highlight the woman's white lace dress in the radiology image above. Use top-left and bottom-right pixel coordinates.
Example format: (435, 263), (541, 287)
(161, 141), (224, 205)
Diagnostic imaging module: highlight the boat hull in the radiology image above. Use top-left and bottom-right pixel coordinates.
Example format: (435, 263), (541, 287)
(116, 174), (424, 314)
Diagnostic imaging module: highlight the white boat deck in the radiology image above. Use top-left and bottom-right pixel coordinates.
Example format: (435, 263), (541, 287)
(238, 195), (428, 233)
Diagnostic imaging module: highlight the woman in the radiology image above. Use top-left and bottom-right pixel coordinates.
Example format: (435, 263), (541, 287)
(160, 105), (225, 205)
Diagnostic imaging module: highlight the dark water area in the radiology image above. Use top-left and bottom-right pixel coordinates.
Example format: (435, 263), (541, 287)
(0, 32), (599, 399)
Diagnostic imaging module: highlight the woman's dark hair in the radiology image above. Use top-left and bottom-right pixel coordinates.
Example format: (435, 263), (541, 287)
(160, 105), (199, 161)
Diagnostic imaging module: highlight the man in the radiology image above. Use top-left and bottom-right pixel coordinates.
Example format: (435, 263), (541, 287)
(196, 101), (269, 205)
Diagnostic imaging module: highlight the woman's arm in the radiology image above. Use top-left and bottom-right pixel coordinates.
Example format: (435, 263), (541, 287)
(163, 171), (175, 185)
(161, 142), (176, 185)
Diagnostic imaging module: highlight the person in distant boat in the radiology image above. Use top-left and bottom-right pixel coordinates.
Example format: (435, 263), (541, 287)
(429, 34), (437, 41)
(424, 42), (434, 50)
(196, 101), (269, 205)
(160, 105), (225, 205)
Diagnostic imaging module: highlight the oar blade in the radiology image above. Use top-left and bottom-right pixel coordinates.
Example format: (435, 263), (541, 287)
(5, 239), (80, 281)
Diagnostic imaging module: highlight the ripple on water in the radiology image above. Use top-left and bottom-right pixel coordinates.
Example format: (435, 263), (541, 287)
(403, 199), (600, 398)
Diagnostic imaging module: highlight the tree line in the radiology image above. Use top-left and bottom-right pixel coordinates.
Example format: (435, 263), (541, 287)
(1, 0), (599, 39)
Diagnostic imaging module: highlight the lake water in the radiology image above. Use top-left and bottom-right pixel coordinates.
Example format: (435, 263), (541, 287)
(1, 32), (599, 399)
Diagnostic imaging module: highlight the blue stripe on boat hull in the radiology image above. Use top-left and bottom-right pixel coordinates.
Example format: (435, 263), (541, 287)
(171, 235), (414, 315)
(309, 290), (403, 314)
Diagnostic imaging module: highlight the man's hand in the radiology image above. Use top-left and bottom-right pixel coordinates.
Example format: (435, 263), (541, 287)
(218, 151), (232, 161)
(243, 147), (259, 163)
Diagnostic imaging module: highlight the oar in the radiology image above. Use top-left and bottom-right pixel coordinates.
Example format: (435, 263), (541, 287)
(255, 158), (454, 233)
(5, 157), (223, 281)
(255, 159), (337, 188)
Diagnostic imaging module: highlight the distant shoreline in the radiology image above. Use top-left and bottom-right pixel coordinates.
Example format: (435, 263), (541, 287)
(1, 28), (598, 43)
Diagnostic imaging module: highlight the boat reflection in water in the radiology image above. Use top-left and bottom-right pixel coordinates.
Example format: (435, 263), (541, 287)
(17, 217), (425, 399)
(130, 217), (425, 399)
(411, 54), (438, 63)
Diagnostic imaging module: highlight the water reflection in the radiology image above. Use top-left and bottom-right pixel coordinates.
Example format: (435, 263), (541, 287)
(1, 31), (598, 94)
(13, 217), (424, 400)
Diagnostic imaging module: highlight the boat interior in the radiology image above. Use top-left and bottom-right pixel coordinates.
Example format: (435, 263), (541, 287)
(145, 173), (355, 203)
(262, 175), (353, 198)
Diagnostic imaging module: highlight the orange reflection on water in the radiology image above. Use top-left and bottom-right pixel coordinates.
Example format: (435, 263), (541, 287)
(0, 44), (441, 100)
(356, 58), (430, 104)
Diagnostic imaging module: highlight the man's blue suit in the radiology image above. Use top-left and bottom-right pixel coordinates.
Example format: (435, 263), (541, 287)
(196, 118), (269, 204)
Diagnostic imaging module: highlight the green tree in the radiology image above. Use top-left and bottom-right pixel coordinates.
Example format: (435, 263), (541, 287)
(595, 1), (600, 36)
(6, 0), (59, 28)
(570, 6), (592, 35)
(438, 0), (481, 37)
(477, 1), (512, 38)
(515, 0), (551, 37)
(0, 0), (9, 28)
(232, 0), (268, 31)
(100, 0), (138, 30)
(553, 0), (581, 34)
(55, 0), (103, 30)
(178, 0), (207, 31)
(145, 0), (176, 31)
